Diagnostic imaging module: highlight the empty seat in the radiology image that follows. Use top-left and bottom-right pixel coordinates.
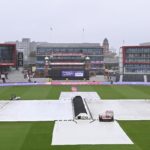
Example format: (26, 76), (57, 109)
(123, 74), (144, 82)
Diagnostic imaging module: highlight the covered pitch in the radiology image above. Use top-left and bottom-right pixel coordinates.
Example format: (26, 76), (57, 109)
(0, 92), (150, 145)
(0, 92), (150, 121)
(52, 121), (133, 145)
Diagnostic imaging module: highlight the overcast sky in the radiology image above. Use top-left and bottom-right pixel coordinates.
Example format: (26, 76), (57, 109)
(0, 0), (150, 51)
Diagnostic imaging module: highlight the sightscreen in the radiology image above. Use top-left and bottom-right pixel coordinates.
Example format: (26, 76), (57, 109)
(61, 71), (84, 77)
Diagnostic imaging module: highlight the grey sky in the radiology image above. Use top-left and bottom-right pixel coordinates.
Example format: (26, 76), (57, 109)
(0, 0), (150, 50)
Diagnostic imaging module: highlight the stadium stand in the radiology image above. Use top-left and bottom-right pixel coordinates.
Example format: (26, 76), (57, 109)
(122, 74), (144, 82)
(115, 73), (120, 82)
(147, 75), (150, 82)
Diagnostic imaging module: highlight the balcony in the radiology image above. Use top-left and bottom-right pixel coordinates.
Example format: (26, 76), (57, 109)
(91, 61), (104, 64)
(0, 60), (15, 66)
(52, 53), (84, 56)
(50, 62), (85, 65)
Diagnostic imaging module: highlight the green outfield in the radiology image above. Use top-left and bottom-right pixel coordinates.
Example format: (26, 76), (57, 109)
(0, 121), (150, 150)
(0, 85), (150, 100)
(0, 85), (150, 150)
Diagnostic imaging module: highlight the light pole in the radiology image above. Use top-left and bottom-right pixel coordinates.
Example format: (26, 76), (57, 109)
(85, 56), (91, 79)
(44, 56), (49, 77)
(85, 56), (91, 70)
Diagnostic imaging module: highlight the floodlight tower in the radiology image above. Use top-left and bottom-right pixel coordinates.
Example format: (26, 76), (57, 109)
(44, 56), (49, 77)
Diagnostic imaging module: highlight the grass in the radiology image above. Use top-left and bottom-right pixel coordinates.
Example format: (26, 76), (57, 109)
(0, 121), (150, 150)
(0, 85), (150, 100)
(0, 122), (54, 150)
(0, 85), (70, 100)
(79, 85), (150, 99)
(119, 121), (150, 150)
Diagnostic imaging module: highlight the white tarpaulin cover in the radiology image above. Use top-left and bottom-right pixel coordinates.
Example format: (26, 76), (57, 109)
(0, 92), (150, 121)
(0, 100), (73, 121)
(52, 120), (133, 145)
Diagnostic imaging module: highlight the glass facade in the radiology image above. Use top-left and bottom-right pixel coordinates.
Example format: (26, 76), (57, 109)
(126, 48), (150, 54)
(37, 47), (103, 55)
(125, 49), (150, 63)
(124, 64), (150, 73)
(0, 44), (16, 72)
(0, 45), (14, 63)
(123, 47), (150, 74)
